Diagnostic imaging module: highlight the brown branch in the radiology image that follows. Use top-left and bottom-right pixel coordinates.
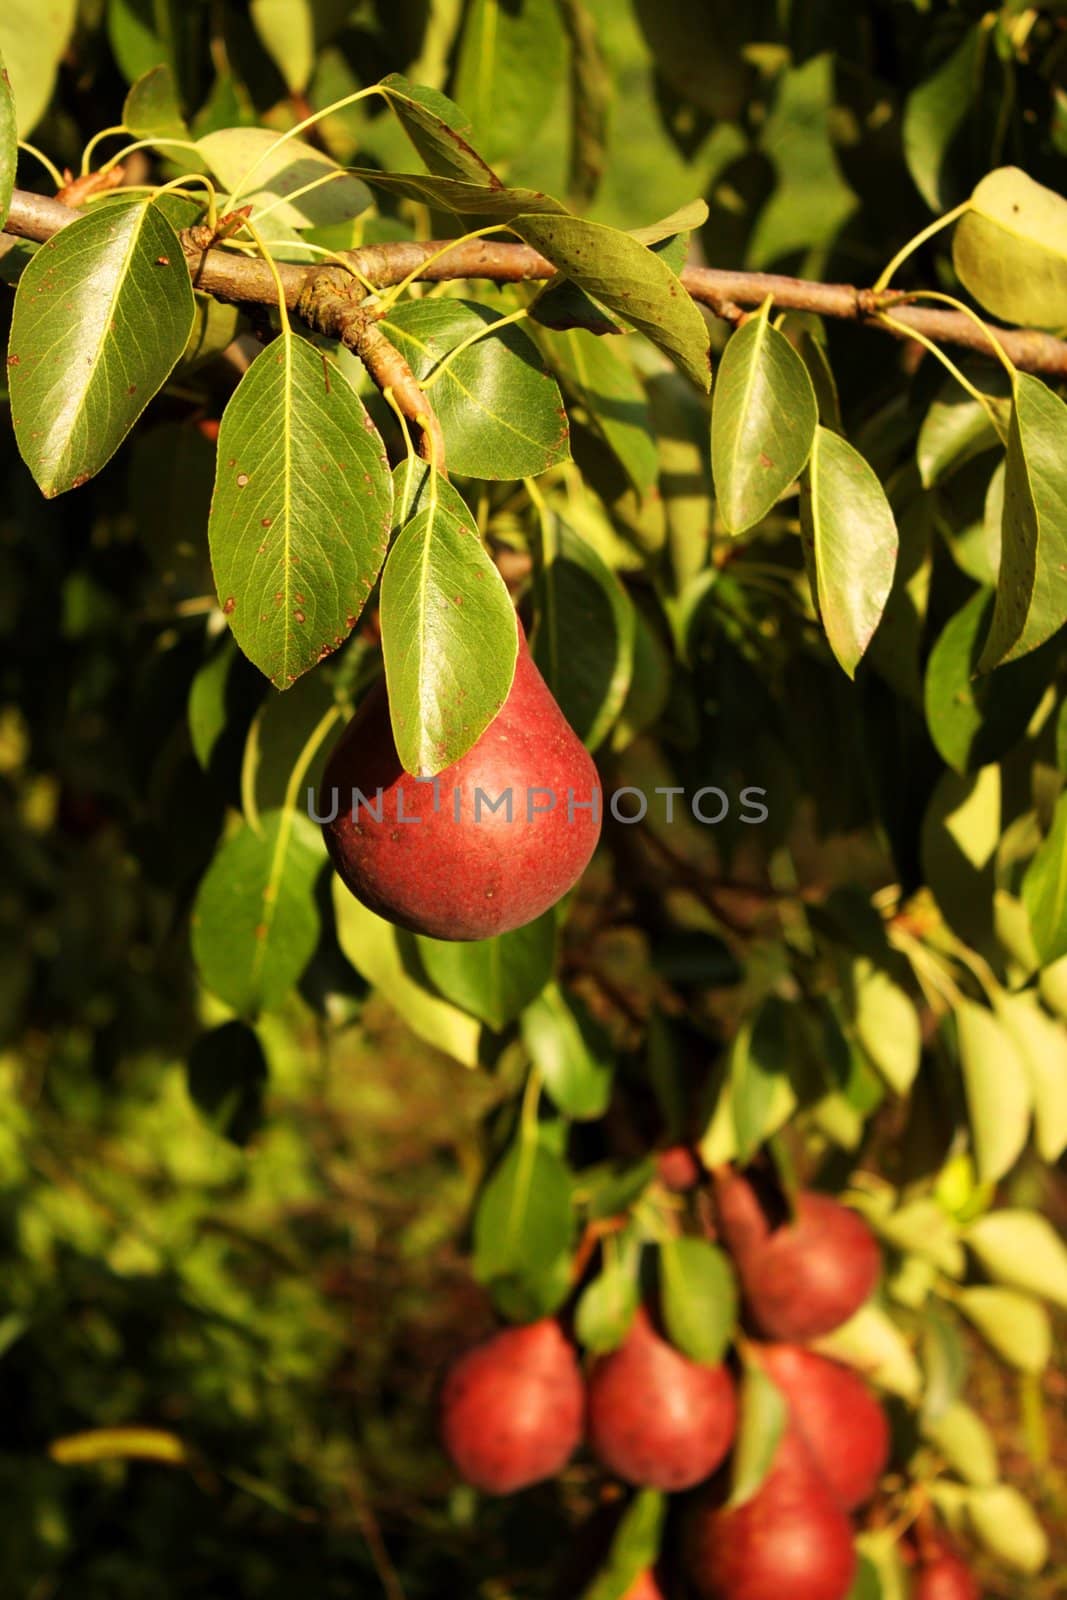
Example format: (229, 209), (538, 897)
(7, 186), (1067, 379)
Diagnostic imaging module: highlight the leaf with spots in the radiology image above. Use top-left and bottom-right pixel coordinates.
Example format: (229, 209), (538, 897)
(379, 299), (570, 480)
(511, 211), (711, 390)
(191, 808), (324, 1016)
(711, 307), (817, 534)
(800, 426), (899, 678)
(7, 199), (194, 496)
(378, 73), (500, 185)
(379, 495), (518, 776)
(208, 332), (393, 689)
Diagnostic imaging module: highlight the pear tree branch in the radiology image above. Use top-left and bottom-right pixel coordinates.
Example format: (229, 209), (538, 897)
(7, 186), (1067, 401)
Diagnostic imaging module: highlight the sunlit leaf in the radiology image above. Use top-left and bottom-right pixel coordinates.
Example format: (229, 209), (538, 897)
(978, 374), (1067, 669)
(513, 212), (711, 389)
(728, 1359), (788, 1506)
(416, 913), (556, 1030)
(1022, 791), (1067, 965)
(379, 72), (499, 184)
(380, 299), (570, 479)
(453, 0), (566, 168)
(0, 0), (75, 135)
(966, 1209), (1067, 1308)
(9, 200), (195, 495)
(659, 1237), (737, 1365)
(208, 333), (393, 688)
(0, 47), (15, 228)
(191, 809), (324, 1015)
(198, 127), (372, 228)
(711, 311), (817, 534)
(800, 427), (899, 677)
(954, 167), (1067, 328)
(379, 500), (517, 775)
(520, 982), (615, 1119)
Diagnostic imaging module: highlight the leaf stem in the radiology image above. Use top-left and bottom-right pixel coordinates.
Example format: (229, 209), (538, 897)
(17, 142), (65, 190)
(873, 202), (970, 293)
(886, 288), (1017, 384)
(226, 86), (381, 211)
(877, 311), (1003, 426)
(97, 137), (206, 176)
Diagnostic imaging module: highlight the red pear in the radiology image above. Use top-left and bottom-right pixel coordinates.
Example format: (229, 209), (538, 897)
(684, 1428), (857, 1600)
(913, 1543), (981, 1600)
(622, 1571), (667, 1600)
(754, 1343), (889, 1509)
(439, 1318), (584, 1494)
(320, 623), (601, 939)
(713, 1169), (881, 1341)
(587, 1307), (737, 1490)
(656, 1145), (703, 1193)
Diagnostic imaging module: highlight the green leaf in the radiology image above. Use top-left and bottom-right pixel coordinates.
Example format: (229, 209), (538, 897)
(416, 913), (556, 1030)
(1022, 791), (1067, 966)
(8, 200), (195, 496)
(198, 127), (372, 228)
(954, 167), (1067, 329)
(473, 1134), (573, 1287)
(728, 1359), (788, 1507)
(902, 26), (983, 212)
(250, 0), (319, 94)
(247, 672), (337, 814)
(0, 49), (15, 229)
(379, 300), (570, 480)
(532, 512), (635, 750)
(186, 1020), (268, 1145)
(531, 326), (659, 494)
(122, 63), (189, 142)
(955, 998), (1032, 1184)
(924, 589), (1052, 773)
(812, 1304), (922, 1399)
(966, 1484), (1050, 1574)
(350, 168), (567, 218)
(978, 374), (1067, 669)
(131, 420), (215, 602)
(379, 73), (499, 185)
(996, 991), (1067, 1162)
(917, 376), (1007, 489)
(379, 500), (517, 775)
(392, 458), (472, 531)
(956, 1286), (1052, 1374)
(208, 333), (393, 689)
(922, 1399), (998, 1487)
(188, 639), (241, 770)
(659, 1237), (737, 1366)
(453, 0), (566, 169)
(580, 1490), (666, 1600)
(332, 881), (480, 1066)
(966, 1209), (1067, 1308)
(711, 312), (817, 534)
(191, 809), (323, 1015)
(844, 957), (921, 1095)
(512, 212), (711, 389)
(520, 982), (615, 1120)
(800, 427), (899, 678)
(575, 1247), (640, 1355)
(729, 997), (789, 1161)
(0, 0), (75, 135)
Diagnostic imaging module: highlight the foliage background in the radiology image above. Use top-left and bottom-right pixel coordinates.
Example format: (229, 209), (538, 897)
(1, 1), (1066, 1596)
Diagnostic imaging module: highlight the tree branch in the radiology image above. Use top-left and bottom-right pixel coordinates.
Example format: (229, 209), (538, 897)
(7, 185), (1067, 380)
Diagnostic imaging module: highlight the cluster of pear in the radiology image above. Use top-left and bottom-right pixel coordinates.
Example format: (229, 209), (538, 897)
(440, 1166), (980, 1600)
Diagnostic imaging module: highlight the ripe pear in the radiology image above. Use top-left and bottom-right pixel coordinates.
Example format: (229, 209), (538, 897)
(587, 1307), (737, 1490)
(913, 1543), (981, 1600)
(622, 1571), (667, 1600)
(656, 1145), (703, 1193)
(713, 1169), (880, 1341)
(684, 1427), (857, 1600)
(439, 1318), (585, 1494)
(320, 623), (601, 939)
(754, 1343), (889, 1510)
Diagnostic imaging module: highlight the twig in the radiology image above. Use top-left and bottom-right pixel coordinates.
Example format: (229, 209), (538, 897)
(7, 187), (1067, 377)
